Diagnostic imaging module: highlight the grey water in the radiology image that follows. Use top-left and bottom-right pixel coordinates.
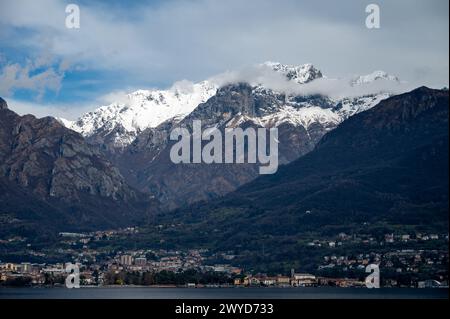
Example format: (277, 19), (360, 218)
(0, 287), (448, 299)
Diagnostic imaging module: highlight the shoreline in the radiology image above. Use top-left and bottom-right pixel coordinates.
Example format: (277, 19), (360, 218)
(1, 286), (448, 300)
(1, 285), (448, 289)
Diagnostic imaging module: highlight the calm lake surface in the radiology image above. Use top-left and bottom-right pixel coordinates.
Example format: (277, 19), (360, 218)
(0, 287), (448, 299)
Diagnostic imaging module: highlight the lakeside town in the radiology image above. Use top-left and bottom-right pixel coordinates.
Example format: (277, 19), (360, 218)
(1, 227), (448, 289)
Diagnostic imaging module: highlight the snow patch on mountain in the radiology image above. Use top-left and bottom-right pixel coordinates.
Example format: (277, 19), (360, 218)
(55, 117), (75, 128)
(259, 105), (340, 129)
(337, 93), (391, 118)
(226, 94), (388, 132)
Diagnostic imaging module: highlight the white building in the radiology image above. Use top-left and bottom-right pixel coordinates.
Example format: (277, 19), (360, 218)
(120, 255), (133, 266)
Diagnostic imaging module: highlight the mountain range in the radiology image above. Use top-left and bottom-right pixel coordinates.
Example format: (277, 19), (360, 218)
(59, 63), (396, 209)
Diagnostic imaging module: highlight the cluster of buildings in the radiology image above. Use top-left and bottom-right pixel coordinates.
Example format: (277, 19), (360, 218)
(1, 262), (63, 285)
(108, 251), (243, 276)
(233, 270), (371, 288)
(306, 232), (447, 248)
(318, 248), (448, 275)
(110, 249), (208, 273)
(234, 270), (318, 287)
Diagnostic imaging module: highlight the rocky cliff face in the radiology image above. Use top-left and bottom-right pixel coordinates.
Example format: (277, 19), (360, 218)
(0, 108), (135, 201)
(114, 82), (357, 209)
(0, 101), (156, 232)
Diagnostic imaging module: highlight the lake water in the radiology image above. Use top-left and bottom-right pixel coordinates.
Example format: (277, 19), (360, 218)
(0, 287), (448, 299)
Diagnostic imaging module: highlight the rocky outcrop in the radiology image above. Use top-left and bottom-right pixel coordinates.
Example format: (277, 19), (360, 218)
(0, 108), (134, 201)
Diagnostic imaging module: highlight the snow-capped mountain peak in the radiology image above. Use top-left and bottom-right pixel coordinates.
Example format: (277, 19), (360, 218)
(263, 61), (323, 84)
(67, 80), (217, 147)
(351, 70), (399, 86)
(60, 63), (399, 151)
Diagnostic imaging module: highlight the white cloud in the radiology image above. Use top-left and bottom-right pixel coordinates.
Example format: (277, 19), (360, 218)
(210, 63), (417, 99)
(0, 0), (447, 87)
(0, 54), (68, 99)
(294, 77), (415, 100)
(95, 90), (131, 106)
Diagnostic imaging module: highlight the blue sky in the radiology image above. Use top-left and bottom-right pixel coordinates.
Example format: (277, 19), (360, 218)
(0, 0), (448, 119)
